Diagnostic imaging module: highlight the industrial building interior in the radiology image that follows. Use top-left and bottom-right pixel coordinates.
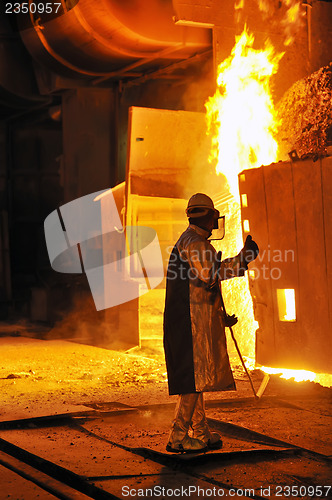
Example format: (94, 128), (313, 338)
(0, 0), (331, 498)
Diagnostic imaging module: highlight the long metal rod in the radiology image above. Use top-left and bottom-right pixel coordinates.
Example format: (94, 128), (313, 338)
(229, 324), (259, 400)
(219, 283), (258, 399)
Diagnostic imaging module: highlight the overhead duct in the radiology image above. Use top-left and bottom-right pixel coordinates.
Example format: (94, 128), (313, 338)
(0, 13), (49, 116)
(18, 0), (211, 80)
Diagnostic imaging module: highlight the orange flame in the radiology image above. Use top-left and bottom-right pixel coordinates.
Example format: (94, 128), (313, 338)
(205, 28), (283, 200)
(282, 0), (305, 46)
(256, 0), (305, 46)
(235, 1), (305, 47)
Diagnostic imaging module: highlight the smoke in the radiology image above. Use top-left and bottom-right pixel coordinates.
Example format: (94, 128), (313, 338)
(45, 290), (133, 351)
(235, 0), (306, 47)
(177, 57), (231, 200)
(180, 57), (215, 114)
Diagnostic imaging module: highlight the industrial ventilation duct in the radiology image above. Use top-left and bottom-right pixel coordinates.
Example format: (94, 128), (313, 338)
(18, 0), (211, 79)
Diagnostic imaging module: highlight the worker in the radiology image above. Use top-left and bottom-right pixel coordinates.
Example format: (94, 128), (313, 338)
(163, 193), (259, 453)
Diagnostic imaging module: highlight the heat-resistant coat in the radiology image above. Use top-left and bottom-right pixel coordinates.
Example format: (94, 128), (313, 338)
(163, 224), (244, 395)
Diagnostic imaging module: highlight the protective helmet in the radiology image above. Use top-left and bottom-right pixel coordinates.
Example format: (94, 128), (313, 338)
(186, 193), (219, 219)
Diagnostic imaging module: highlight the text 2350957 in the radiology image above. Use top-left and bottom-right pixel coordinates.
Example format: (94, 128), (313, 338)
(5, 3), (62, 14)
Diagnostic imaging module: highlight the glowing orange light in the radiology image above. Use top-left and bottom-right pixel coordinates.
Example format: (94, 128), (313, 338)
(259, 367), (332, 387)
(277, 288), (296, 322)
(260, 366), (315, 383)
(282, 0), (305, 46)
(204, 28), (282, 361)
(256, 0), (305, 46)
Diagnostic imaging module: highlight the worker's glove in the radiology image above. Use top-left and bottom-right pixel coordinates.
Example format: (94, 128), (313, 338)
(238, 235), (259, 269)
(224, 313), (238, 327)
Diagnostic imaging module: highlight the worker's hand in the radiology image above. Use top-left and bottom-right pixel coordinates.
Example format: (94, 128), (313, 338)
(224, 314), (238, 327)
(239, 235), (259, 268)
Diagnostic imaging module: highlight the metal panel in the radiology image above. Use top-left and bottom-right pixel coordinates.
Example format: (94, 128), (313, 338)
(128, 194), (187, 275)
(124, 106), (212, 346)
(240, 159), (332, 374)
(101, 182), (139, 350)
(239, 168), (276, 366)
(263, 162), (300, 368)
(125, 106), (212, 273)
(126, 106), (212, 199)
(322, 156), (332, 358)
(292, 159), (330, 371)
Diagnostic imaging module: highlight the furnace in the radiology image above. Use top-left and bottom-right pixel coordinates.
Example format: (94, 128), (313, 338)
(239, 157), (332, 374)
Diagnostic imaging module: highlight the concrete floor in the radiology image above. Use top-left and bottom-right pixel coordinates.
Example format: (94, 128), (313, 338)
(0, 335), (331, 499)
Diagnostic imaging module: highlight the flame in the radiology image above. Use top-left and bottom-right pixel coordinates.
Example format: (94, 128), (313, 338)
(205, 27), (282, 364)
(205, 28), (283, 200)
(282, 0), (305, 46)
(256, 0), (305, 46)
(205, 28), (331, 388)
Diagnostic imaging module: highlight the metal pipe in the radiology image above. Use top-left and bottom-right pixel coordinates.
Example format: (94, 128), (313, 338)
(93, 44), (185, 85)
(219, 283), (259, 400)
(19, 0), (211, 78)
(122, 48), (212, 88)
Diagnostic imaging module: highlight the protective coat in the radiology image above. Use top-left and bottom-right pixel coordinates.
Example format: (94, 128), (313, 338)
(163, 224), (244, 395)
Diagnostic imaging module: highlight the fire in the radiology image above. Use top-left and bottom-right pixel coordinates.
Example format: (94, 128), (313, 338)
(205, 28), (331, 388)
(205, 28), (283, 200)
(205, 27), (282, 362)
(255, 1), (305, 47)
(282, 0), (305, 46)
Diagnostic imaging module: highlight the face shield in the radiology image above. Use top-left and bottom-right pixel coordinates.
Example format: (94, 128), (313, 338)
(209, 214), (225, 241)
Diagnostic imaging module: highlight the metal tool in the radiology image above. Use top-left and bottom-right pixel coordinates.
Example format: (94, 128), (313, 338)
(219, 283), (259, 400)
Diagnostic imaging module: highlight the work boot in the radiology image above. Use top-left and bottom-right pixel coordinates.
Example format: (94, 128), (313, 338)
(166, 435), (207, 454)
(166, 393), (208, 454)
(191, 393), (223, 450)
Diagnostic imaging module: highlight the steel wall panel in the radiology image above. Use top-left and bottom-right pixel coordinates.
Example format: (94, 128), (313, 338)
(239, 168), (276, 365)
(241, 159), (332, 373)
(322, 156), (332, 368)
(263, 162), (300, 368)
(292, 160), (330, 370)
